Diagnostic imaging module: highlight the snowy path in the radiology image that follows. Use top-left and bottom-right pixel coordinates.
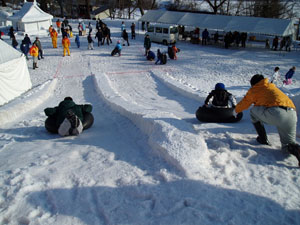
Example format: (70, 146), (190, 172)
(0, 51), (181, 225)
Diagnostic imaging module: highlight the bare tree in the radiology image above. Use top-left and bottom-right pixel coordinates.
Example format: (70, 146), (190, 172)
(204, 0), (228, 14)
(85, 0), (91, 19)
(1, 0), (7, 7)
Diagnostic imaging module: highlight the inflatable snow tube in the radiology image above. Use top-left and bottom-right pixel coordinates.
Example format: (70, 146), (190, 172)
(45, 112), (94, 134)
(195, 106), (243, 123)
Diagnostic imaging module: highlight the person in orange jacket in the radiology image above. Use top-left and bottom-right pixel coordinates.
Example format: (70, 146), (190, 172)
(62, 35), (70, 56)
(234, 74), (300, 166)
(50, 28), (58, 48)
(172, 44), (179, 60)
(29, 43), (39, 69)
(56, 19), (61, 34)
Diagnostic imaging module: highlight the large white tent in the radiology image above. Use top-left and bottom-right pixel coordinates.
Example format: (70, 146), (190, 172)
(139, 10), (295, 37)
(0, 10), (12, 27)
(8, 0), (53, 35)
(0, 40), (32, 105)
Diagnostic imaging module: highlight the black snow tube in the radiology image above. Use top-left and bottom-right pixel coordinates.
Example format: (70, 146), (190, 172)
(45, 112), (94, 134)
(195, 106), (243, 123)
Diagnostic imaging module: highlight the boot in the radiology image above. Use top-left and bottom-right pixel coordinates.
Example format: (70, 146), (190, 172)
(253, 122), (270, 145)
(33, 63), (35, 69)
(287, 143), (300, 167)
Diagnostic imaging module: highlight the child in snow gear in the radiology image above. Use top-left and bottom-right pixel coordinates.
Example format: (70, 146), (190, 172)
(204, 83), (237, 108)
(33, 37), (44, 59)
(196, 83), (241, 123)
(111, 41), (122, 56)
(270, 67), (280, 86)
(87, 34), (94, 50)
(168, 44), (180, 60)
(155, 49), (162, 64)
(44, 97), (94, 136)
(75, 35), (80, 48)
(147, 50), (155, 61)
(29, 43), (39, 69)
(234, 74), (300, 166)
(283, 66), (296, 85)
(50, 29), (58, 48)
(62, 35), (70, 56)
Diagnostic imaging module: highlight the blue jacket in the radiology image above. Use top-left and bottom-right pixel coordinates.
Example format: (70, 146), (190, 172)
(285, 69), (295, 79)
(116, 43), (122, 50)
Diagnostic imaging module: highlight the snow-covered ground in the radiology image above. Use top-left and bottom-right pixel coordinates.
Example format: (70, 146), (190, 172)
(0, 19), (300, 225)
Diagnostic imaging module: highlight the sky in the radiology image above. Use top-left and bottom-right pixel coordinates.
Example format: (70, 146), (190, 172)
(0, 17), (300, 225)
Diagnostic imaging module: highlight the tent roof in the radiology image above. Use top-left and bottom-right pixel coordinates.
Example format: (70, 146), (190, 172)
(0, 40), (22, 64)
(8, 1), (53, 23)
(139, 10), (294, 37)
(91, 5), (110, 15)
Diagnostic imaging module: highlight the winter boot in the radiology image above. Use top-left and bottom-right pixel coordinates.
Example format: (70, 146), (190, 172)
(253, 122), (270, 145)
(287, 143), (300, 167)
(33, 63), (35, 69)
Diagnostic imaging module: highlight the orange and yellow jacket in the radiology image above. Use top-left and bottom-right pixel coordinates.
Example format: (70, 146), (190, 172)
(29, 45), (39, 57)
(62, 37), (70, 48)
(235, 78), (295, 113)
(51, 30), (58, 39)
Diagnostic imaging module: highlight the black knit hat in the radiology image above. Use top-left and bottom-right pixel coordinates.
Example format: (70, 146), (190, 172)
(250, 74), (264, 86)
(64, 96), (73, 101)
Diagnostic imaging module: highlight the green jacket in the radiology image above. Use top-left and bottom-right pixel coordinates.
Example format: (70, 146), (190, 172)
(44, 99), (92, 127)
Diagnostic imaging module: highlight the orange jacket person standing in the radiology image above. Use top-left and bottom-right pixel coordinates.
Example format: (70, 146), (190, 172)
(29, 43), (39, 69)
(172, 44), (179, 60)
(50, 29), (58, 48)
(56, 19), (61, 34)
(62, 35), (70, 56)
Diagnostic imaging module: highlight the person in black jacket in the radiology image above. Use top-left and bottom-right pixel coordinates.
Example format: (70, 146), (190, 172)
(204, 83), (236, 108)
(95, 29), (103, 46)
(122, 29), (130, 46)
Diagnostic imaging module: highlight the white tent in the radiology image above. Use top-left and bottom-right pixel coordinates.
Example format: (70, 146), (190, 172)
(139, 10), (295, 37)
(0, 9), (12, 27)
(0, 40), (32, 105)
(8, 0), (53, 35)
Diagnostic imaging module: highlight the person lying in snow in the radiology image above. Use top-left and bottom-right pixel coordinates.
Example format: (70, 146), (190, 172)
(44, 97), (93, 136)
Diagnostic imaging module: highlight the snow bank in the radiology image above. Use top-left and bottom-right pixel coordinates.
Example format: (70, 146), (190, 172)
(93, 72), (209, 178)
(0, 78), (57, 128)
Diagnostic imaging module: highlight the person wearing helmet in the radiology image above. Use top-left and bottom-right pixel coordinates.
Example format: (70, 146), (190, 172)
(204, 83), (237, 108)
(234, 74), (300, 167)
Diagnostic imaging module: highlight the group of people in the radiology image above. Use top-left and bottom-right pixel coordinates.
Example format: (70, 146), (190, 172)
(143, 34), (179, 64)
(269, 36), (292, 51)
(270, 66), (296, 86)
(203, 66), (299, 166)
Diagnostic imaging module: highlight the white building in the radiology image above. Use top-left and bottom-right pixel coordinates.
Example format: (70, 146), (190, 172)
(8, 0), (53, 35)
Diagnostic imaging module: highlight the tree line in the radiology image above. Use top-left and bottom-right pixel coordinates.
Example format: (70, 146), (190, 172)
(1, 0), (299, 19)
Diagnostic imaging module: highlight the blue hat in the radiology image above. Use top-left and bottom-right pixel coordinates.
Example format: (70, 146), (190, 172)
(215, 83), (225, 90)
